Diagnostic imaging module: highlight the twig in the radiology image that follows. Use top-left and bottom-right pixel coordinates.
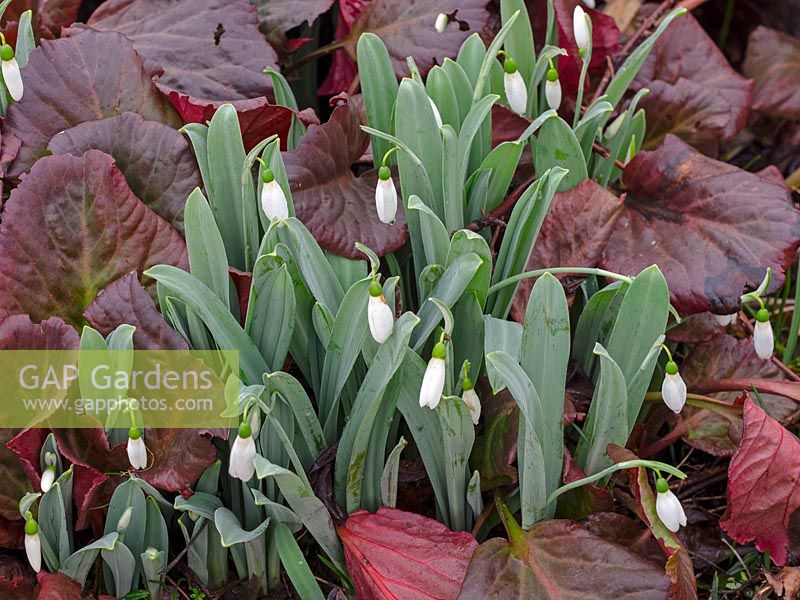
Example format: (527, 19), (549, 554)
(466, 174), (537, 232)
(161, 518), (208, 575)
(592, 141), (627, 171)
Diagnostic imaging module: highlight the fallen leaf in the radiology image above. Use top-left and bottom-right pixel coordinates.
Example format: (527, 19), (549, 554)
(338, 507), (478, 600)
(601, 135), (800, 315)
(2, 28), (181, 180)
(743, 26), (800, 120)
(720, 396), (800, 565)
(632, 11), (752, 152)
(0, 151), (188, 327)
(766, 566), (800, 599)
(283, 99), (408, 258)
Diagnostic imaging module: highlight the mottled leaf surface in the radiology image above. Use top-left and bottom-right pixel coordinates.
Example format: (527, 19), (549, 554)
(87, 0), (277, 101)
(48, 112), (200, 233)
(0, 151), (188, 327)
(720, 397), (800, 565)
(283, 100), (408, 258)
(601, 135), (800, 315)
(339, 507), (478, 600)
(2, 29), (181, 179)
(632, 12), (752, 152)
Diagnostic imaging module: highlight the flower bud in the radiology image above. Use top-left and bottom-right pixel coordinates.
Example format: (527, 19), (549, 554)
(714, 313), (737, 326)
(573, 6), (591, 54)
(127, 427), (147, 470)
(367, 279), (394, 344)
(260, 169), (289, 222)
(544, 68), (561, 111)
(435, 13), (448, 33)
(461, 376), (481, 425)
(604, 113), (625, 140)
(419, 342), (446, 410)
(228, 421), (256, 482)
(375, 166), (398, 224)
(753, 308), (774, 360)
(117, 506), (133, 533)
(1, 44), (22, 102)
(655, 478), (687, 532)
(40, 465), (56, 493)
(661, 361), (686, 413)
(503, 57), (527, 116)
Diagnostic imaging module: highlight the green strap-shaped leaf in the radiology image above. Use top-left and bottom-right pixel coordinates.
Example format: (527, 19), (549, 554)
(274, 522), (326, 600)
(408, 194), (450, 266)
(59, 532), (118, 587)
(534, 115), (587, 191)
(184, 188), (231, 309)
(437, 396), (476, 532)
(357, 33), (399, 169)
(381, 437), (407, 508)
(246, 258), (296, 372)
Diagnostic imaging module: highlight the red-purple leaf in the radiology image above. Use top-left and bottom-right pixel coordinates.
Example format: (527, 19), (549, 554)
(458, 520), (670, 599)
(160, 89), (295, 152)
(35, 572), (114, 599)
(680, 334), (795, 456)
(48, 112), (201, 234)
(346, 0), (490, 78)
(743, 26), (800, 120)
(512, 179), (623, 320)
(338, 507), (478, 600)
(0, 151), (188, 327)
(254, 0), (336, 42)
(84, 273), (189, 350)
(601, 135), (800, 315)
(632, 12), (752, 152)
(0, 315), (79, 351)
(284, 99), (408, 258)
(6, 428), (48, 495)
(1, 29), (181, 180)
(87, 0), (277, 102)
(720, 397), (800, 565)
(470, 386), (518, 490)
(0, 556), (34, 599)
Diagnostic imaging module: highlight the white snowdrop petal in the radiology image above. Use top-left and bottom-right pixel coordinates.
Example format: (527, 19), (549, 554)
(661, 372), (687, 413)
(228, 434), (256, 482)
(504, 71), (528, 116)
(25, 533), (41, 573)
(419, 357), (445, 409)
(368, 295), (394, 343)
(127, 437), (147, 470)
(261, 181), (289, 221)
(435, 13), (448, 33)
(545, 78), (562, 111)
(375, 178), (398, 224)
(462, 388), (481, 425)
(754, 320), (774, 360)
(40, 468), (55, 493)
(2, 58), (22, 102)
(714, 313), (736, 326)
(656, 490), (687, 532)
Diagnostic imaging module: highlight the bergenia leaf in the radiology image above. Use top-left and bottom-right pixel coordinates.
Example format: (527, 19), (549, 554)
(743, 26), (800, 120)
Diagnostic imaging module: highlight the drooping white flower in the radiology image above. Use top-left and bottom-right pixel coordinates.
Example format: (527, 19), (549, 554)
(461, 376), (481, 425)
(368, 279), (394, 344)
(503, 56), (527, 116)
(127, 427), (147, 470)
(655, 478), (687, 532)
(583, 0), (596, 8)
(40, 466), (56, 493)
(375, 166), (398, 224)
(260, 169), (289, 222)
(419, 342), (446, 410)
(714, 313), (737, 326)
(435, 13), (448, 33)
(754, 308), (774, 360)
(661, 361), (686, 413)
(228, 422), (256, 482)
(573, 6), (591, 54)
(544, 68), (562, 111)
(24, 519), (40, 573)
(604, 113), (625, 140)
(429, 98), (443, 128)
(1, 44), (22, 102)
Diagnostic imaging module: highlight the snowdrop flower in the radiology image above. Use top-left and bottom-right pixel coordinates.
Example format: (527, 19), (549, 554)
(24, 519), (40, 573)
(40, 465), (55, 493)
(573, 6), (591, 55)
(661, 361), (686, 413)
(368, 279), (394, 343)
(260, 168), (288, 222)
(461, 376), (481, 425)
(714, 313), (737, 327)
(375, 166), (397, 224)
(228, 422), (256, 482)
(1, 43), (22, 102)
(429, 98), (443, 128)
(583, 0), (596, 8)
(435, 13), (448, 33)
(127, 427), (147, 470)
(502, 55), (527, 116)
(754, 308), (774, 360)
(544, 67), (562, 111)
(419, 342), (446, 410)
(655, 478), (687, 532)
